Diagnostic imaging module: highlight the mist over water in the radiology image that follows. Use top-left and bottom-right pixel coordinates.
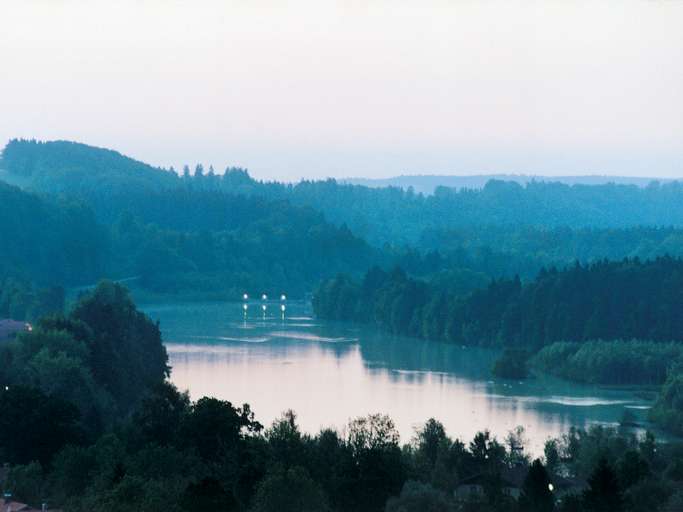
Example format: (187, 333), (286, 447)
(145, 300), (652, 454)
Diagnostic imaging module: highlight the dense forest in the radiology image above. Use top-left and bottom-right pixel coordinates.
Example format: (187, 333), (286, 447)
(314, 258), (683, 348)
(2, 283), (683, 512)
(418, 225), (683, 280)
(313, 259), (683, 434)
(0, 181), (106, 285)
(7, 139), (683, 298)
(0, 172), (380, 301)
(9, 139), (683, 247)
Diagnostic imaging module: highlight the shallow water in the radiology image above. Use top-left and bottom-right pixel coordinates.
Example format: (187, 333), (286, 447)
(144, 300), (654, 454)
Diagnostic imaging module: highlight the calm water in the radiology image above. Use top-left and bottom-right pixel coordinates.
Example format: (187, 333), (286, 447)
(144, 300), (653, 454)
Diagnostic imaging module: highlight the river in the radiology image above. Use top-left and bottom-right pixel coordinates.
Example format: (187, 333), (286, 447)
(143, 300), (654, 454)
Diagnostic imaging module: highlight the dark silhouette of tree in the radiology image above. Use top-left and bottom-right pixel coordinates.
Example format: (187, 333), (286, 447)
(0, 385), (82, 465)
(582, 458), (622, 512)
(517, 459), (555, 512)
(180, 478), (239, 512)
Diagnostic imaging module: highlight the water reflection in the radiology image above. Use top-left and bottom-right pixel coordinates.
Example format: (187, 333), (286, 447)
(145, 301), (652, 454)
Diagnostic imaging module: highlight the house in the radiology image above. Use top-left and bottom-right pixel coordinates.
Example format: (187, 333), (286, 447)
(0, 320), (31, 344)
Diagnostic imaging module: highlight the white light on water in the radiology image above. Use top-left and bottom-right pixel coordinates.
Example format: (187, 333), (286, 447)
(281, 304), (286, 312)
(262, 304), (267, 311)
(243, 293), (248, 301)
(281, 294), (286, 301)
(262, 294), (268, 300)
(243, 304), (248, 311)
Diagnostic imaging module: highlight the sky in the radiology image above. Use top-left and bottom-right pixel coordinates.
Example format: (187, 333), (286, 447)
(1, 0), (682, 181)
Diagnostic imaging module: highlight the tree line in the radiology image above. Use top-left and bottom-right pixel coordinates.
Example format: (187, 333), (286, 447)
(314, 258), (683, 348)
(0, 283), (682, 511)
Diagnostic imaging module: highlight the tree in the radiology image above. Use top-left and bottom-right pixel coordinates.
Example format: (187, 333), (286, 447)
(616, 450), (649, 489)
(517, 459), (554, 512)
(252, 465), (329, 512)
(0, 386), (82, 465)
(414, 419), (449, 469)
(385, 480), (454, 512)
(347, 414), (406, 512)
(266, 410), (306, 470)
(69, 281), (169, 413)
(582, 458), (622, 512)
(182, 397), (261, 461)
(130, 382), (190, 448)
(180, 478), (238, 512)
(4, 462), (46, 506)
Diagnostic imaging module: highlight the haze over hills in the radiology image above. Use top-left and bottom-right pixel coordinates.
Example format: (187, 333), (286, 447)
(343, 174), (680, 195)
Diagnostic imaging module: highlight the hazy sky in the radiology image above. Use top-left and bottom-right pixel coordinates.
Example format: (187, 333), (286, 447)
(1, 0), (682, 180)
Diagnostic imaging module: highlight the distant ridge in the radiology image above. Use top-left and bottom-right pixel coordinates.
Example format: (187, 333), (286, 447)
(341, 174), (678, 195)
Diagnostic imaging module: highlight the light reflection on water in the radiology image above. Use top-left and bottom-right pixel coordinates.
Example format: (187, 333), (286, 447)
(145, 301), (653, 454)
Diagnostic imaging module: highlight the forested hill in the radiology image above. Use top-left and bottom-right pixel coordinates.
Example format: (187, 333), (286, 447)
(1, 138), (177, 193)
(273, 180), (683, 245)
(0, 175), (380, 304)
(7, 138), (683, 301)
(6, 139), (683, 247)
(180, 171), (683, 245)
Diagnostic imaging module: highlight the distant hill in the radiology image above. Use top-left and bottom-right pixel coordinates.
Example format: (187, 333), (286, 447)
(6, 138), (683, 248)
(0, 139), (178, 194)
(342, 174), (678, 195)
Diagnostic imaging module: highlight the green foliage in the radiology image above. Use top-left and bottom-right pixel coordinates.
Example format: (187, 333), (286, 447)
(0, 182), (106, 286)
(0, 281), (168, 438)
(3, 462), (46, 506)
(0, 386), (83, 465)
(649, 369), (683, 435)
(532, 341), (683, 385)
(316, 258), (683, 352)
(0, 159), (381, 300)
(517, 459), (554, 512)
(419, 225), (683, 280)
(384, 480), (455, 512)
(179, 478), (238, 512)
(181, 396), (262, 462)
(4, 384), (683, 512)
(0, 278), (64, 321)
(252, 465), (329, 512)
(582, 458), (622, 512)
(68, 281), (169, 412)
(492, 349), (528, 380)
(1, 139), (176, 191)
(6, 139), (683, 511)
(12, 140), (683, 248)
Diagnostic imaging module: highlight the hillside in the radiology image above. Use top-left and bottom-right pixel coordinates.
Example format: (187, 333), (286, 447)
(0, 139), (178, 194)
(0, 145), (382, 299)
(0, 181), (106, 285)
